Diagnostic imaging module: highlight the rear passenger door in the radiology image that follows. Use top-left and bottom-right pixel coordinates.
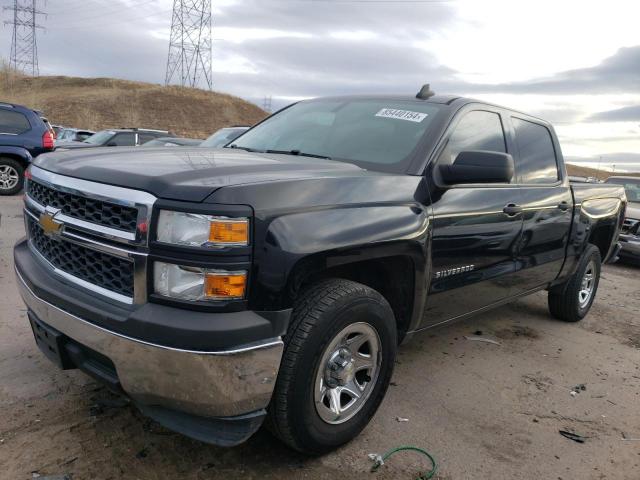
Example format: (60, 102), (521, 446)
(423, 107), (523, 325)
(508, 116), (573, 292)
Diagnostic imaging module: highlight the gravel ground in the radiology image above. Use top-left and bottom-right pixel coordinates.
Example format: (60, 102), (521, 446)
(1, 194), (639, 480)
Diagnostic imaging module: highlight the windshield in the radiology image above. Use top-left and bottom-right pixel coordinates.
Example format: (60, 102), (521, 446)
(84, 130), (115, 145)
(201, 127), (248, 147)
(607, 178), (640, 203)
(228, 99), (442, 172)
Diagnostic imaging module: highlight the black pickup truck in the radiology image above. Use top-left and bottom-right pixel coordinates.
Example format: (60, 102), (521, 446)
(14, 88), (626, 454)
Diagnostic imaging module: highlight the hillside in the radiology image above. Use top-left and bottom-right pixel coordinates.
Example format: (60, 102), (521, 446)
(0, 70), (267, 139)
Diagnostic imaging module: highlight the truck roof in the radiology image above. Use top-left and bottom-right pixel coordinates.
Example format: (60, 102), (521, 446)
(300, 94), (553, 126)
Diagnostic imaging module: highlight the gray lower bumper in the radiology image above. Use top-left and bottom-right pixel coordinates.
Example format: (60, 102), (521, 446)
(16, 269), (284, 419)
(619, 234), (640, 258)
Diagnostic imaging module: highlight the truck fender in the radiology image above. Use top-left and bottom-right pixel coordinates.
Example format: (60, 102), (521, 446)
(253, 204), (430, 331)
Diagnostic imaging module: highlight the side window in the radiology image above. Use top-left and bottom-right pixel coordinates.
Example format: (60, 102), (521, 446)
(0, 110), (31, 134)
(440, 110), (506, 165)
(111, 133), (135, 146)
(138, 133), (155, 145)
(512, 118), (558, 184)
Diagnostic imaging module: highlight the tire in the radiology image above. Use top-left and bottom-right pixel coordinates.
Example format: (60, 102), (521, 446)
(268, 279), (397, 455)
(548, 245), (602, 322)
(0, 158), (25, 196)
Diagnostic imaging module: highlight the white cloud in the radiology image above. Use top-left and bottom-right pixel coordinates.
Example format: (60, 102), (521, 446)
(427, 0), (640, 84)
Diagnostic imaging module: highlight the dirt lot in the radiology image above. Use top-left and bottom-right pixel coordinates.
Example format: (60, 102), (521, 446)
(1, 194), (639, 480)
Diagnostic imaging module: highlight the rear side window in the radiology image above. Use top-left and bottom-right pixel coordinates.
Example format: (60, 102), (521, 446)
(138, 133), (156, 144)
(512, 118), (558, 184)
(441, 110), (506, 164)
(0, 109), (31, 134)
(111, 133), (135, 146)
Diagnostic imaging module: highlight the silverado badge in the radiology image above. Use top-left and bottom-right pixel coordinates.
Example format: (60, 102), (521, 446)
(39, 207), (63, 237)
(434, 265), (475, 279)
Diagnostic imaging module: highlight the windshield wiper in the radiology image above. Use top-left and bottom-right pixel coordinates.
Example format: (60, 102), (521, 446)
(265, 149), (331, 160)
(226, 144), (258, 152)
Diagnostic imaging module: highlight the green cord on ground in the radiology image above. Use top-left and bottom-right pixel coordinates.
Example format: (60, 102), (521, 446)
(370, 445), (437, 480)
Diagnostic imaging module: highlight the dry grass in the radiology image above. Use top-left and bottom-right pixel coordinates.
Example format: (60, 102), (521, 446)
(565, 164), (640, 180)
(0, 68), (267, 139)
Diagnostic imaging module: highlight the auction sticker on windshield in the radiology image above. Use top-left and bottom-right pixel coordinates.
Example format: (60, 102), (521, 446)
(375, 108), (428, 123)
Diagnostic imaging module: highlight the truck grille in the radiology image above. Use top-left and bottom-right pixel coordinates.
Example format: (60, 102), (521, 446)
(27, 180), (139, 232)
(28, 217), (134, 298)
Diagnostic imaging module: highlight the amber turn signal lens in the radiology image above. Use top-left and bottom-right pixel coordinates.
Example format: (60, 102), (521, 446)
(209, 220), (248, 245)
(205, 272), (246, 300)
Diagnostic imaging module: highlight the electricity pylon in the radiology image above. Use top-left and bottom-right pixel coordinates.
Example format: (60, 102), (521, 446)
(3, 0), (45, 76)
(165, 0), (212, 90)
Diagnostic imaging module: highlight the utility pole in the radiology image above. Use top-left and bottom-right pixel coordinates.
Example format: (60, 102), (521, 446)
(3, 0), (45, 76)
(165, 0), (213, 90)
(262, 95), (272, 113)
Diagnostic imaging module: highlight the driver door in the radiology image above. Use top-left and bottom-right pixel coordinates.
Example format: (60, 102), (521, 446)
(422, 108), (523, 326)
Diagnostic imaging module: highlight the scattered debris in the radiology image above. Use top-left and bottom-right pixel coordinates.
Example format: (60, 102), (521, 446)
(559, 430), (586, 443)
(464, 335), (501, 346)
(396, 417), (409, 422)
(570, 391), (577, 397)
(135, 448), (148, 459)
(574, 384), (587, 391)
(369, 445), (438, 479)
(32, 475), (71, 480)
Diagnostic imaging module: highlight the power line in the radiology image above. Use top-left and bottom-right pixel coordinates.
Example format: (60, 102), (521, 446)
(165, 0), (213, 90)
(3, 0), (46, 76)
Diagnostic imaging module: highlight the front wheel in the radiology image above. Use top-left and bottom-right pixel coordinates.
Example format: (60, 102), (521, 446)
(0, 158), (25, 196)
(548, 245), (602, 322)
(268, 279), (397, 455)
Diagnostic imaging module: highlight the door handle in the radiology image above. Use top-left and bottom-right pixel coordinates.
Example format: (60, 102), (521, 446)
(503, 204), (523, 216)
(558, 201), (570, 211)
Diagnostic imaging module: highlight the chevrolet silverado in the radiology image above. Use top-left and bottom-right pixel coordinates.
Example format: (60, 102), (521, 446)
(14, 87), (626, 454)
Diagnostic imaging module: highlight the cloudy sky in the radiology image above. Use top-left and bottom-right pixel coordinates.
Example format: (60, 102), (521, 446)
(2, 0), (639, 171)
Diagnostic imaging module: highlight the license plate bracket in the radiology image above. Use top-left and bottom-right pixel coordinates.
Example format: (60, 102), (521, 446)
(28, 313), (74, 370)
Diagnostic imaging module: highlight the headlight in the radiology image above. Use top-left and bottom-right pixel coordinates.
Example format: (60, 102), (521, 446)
(157, 210), (249, 247)
(154, 262), (247, 301)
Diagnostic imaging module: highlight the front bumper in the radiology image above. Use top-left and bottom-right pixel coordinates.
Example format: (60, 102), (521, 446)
(619, 234), (640, 259)
(15, 243), (286, 445)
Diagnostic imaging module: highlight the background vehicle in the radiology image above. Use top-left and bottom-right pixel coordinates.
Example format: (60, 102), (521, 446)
(143, 136), (202, 147)
(0, 102), (55, 195)
(57, 128), (95, 142)
(200, 126), (249, 147)
(605, 176), (640, 263)
(51, 125), (65, 138)
(14, 91), (625, 454)
(56, 128), (171, 150)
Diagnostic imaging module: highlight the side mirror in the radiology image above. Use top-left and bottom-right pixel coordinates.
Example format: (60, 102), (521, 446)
(439, 151), (514, 185)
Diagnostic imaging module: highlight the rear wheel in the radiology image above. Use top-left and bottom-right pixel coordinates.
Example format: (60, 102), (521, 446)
(268, 279), (397, 455)
(0, 158), (24, 196)
(548, 245), (601, 322)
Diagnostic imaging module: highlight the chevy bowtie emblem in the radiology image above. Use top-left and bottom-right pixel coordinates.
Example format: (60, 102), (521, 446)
(39, 207), (63, 236)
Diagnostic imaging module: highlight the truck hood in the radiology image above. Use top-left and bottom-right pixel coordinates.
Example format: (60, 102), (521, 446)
(33, 147), (367, 202)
